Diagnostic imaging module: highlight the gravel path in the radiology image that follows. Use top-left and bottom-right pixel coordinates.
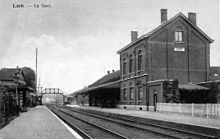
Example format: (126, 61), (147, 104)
(0, 106), (76, 139)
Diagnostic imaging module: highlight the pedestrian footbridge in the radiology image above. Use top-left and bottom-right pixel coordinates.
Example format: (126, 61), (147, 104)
(41, 88), (64, 105)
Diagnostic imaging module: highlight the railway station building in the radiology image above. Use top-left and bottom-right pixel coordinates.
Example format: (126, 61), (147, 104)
(72, 9), (219, 111)
(117, 9), (214, 110)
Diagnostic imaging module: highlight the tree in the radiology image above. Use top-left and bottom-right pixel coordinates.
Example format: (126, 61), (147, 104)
(22, 67), (36, 90)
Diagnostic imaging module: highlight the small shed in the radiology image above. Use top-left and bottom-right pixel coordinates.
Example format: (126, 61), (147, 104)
(178, 84), (209, 103)
(197, 81), (220, 103)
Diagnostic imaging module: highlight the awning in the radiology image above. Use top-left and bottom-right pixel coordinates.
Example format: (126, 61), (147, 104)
(178, 84), (208, 91)
(0, 81), (34, 91)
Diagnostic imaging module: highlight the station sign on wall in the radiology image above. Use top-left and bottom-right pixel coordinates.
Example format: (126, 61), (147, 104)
(174, 47), (185, 52)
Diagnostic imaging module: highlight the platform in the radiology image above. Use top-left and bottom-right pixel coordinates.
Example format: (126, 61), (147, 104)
(0, 106), (81, 139)
(67, 105), (220, 130)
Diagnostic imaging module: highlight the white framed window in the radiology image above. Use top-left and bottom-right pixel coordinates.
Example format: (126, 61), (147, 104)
(175, 31), (183, 42)
(175, 27), (183, 42)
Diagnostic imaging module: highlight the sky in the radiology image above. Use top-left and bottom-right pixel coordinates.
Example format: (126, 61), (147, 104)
(0, 0), (219, 94)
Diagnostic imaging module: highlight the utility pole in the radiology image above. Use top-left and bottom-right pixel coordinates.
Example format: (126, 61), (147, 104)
(36, 48), (38, 94)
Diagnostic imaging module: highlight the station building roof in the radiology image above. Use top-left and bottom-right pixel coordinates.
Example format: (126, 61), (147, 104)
(72, 70), (120, 95)
(117, 12), (213, 54)
(0, 68), (26, 88)
(0, 68), (34, 91)
(89, 70), (120, 87)
(0, 68), (22, 81)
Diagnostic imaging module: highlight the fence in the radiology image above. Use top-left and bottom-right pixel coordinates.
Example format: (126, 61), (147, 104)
(157, 103), (220, 118)
(0, 90), (19, 127)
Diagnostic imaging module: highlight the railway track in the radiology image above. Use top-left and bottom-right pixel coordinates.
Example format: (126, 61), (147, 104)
(49, 106), (177, 139)
(48, 105), (219, 139)
(48, 106), (128, 139)
(66, 106), (219, 139)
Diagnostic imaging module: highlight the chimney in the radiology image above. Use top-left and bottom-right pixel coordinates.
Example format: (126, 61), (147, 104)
(131, 31), (138, 42)
(112, 70), (115, 73)
(188, 12), (196, 25)
(107, 70), (110, 74)
(161, 9), (167, 23)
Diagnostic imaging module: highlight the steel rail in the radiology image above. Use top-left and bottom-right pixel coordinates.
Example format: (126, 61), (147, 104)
(48, 107), (92, 139)
(68, 107), (218, 139)
(66, 107), (181, 139)
(49, 106), (129, 139)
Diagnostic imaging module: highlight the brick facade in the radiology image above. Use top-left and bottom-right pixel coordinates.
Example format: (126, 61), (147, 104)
(148, 16), (210, 83)
(117, 10), (213, 108)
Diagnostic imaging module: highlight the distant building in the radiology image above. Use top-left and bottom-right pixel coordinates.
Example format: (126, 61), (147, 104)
(0, 67), (26, 86)
(117, 9), (213, 110)
(0, 67), (34, 110)
(210, 66), (220, 81)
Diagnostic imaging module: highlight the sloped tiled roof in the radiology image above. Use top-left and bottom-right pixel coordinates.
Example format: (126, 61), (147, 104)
(0, 68), (20, 81)
(0, 68), (28, 88)
(73, 81), (120, 95)
(117, 12), (214, 54)
(89, 70), (120, 87)
(72, 70), (120, 95)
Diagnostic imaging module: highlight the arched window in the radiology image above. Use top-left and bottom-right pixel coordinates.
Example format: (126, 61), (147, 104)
(129, 55), (133, 73)
(123, 58), (126, 75)
(175, 26), (183, 42)
(138, 50), (143, 70)
(123, 84), (127, 101)
(129, 83), (134, 101)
